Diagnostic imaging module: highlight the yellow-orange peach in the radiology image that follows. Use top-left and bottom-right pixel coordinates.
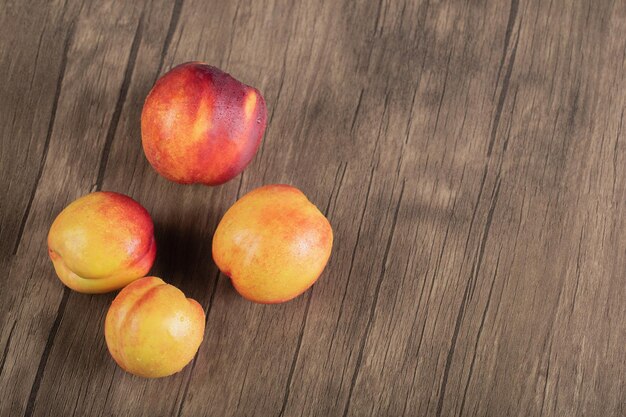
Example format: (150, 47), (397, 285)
(212, 185), (333, 303)
(105, 277), (205, 378)
(141, 62), (267, 186)
(47, 192), (156, 293)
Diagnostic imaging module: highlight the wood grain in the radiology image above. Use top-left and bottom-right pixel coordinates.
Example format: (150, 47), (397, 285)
(1, 0), (624, 416)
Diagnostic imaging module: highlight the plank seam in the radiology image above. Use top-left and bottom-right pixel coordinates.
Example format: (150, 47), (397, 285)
(95, 12), (145, 191)
(12, 22), (75, 255)
(487, 13), (521, 156)
(342, 180), (405, 417)
(277, 291), (314, 417)
(23, 287), (70, 417)
(458, 250), (502, 417)
(155, 0), (185, 78)
(0, 321), (17, 378)
(493, 0), (520, 99)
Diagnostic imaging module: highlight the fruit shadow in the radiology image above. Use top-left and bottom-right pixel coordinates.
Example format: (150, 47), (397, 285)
(150, 219), (224, 302)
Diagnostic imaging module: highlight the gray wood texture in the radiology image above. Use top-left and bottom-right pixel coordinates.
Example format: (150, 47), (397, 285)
(1, 0), (625, 416)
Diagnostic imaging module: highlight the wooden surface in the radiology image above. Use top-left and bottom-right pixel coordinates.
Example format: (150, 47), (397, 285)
(1, 0), (625, 415)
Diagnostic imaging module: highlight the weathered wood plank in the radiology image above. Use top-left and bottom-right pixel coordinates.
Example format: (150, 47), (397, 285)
(0, 1), (154, 415)
(0, 0), (74, 257)
(0, 0), (82, 411)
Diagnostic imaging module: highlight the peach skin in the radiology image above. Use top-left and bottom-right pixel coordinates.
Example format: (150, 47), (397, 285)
(141, 62), (267, 185)
(47, 192), (156, 293)
(105, 277), (205, 378)
(212, 185), (333, 303)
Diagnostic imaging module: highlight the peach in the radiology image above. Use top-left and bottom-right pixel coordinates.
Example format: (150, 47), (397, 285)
(105, 277), (205, 378)
(47, 192), (156, 293)
(212, 185), (333, 303)
(141, 62), (267, 185)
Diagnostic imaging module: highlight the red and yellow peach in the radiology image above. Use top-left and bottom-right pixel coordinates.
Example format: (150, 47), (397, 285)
(47, 192), (156, 293)
(141, 62), (267, 185)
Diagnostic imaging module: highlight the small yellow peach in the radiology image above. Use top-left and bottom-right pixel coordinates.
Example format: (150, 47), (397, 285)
(212, 185), (333, 303)
(104, 277), (205, 378)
